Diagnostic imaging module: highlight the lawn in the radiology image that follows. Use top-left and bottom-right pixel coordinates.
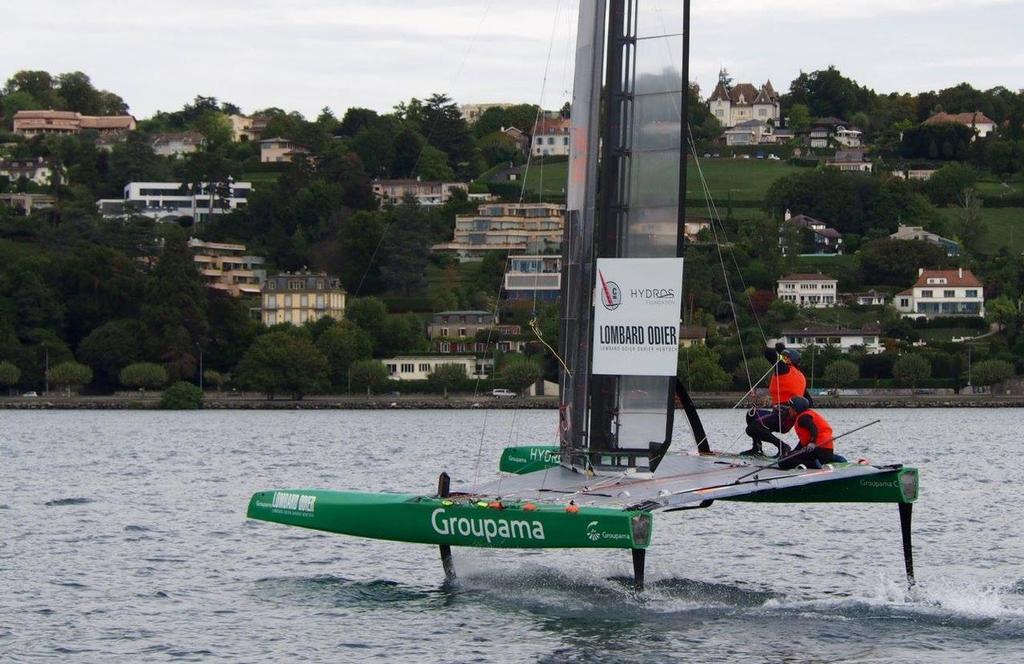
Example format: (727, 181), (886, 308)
(936, 206), (1024, 254)
(975, 174), (1023, 199)
(240, 171), (281, 187)
(519, 157), (801, 204)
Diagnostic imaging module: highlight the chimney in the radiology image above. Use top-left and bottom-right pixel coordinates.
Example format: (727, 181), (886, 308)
(784, 208), (792, 221)
(958, 267), (963, 279)
(918, 268), (924, 276)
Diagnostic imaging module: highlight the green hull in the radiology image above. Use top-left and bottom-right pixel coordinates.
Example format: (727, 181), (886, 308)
(499, 445), (560, 474)
(725, 467), (919, 504)
(247, 489), (652, 549)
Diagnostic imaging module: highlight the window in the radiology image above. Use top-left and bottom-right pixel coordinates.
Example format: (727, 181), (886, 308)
(900, 298), (909, 307)
(300, 294), (308, 307)
(316, 294), (324, 309)
(966, 289), (978, 297)
(458, 328), (467, 336)
(439, 342), (450, 352)
(562, 137), (569, 145)
(267, 281), (276, 290)
(536, 137), (543, 144)
(299, 310), (308, 323)
(284, 294), (292, 307)
(441, 327), (449, 337)
(401, 363), (414, 373)
(386, 363), (397, 375)
(419, 363), (430, 372)
(284, 311), (292, 323)
(944, 290), (954, 298)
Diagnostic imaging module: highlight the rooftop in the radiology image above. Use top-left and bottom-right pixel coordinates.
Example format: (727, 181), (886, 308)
(779, 273), (838, 282)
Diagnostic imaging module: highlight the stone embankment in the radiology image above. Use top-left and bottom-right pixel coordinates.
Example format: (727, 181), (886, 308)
(3, 393), (1024, 409)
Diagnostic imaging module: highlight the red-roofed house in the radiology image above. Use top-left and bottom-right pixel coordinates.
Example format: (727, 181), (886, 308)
(895, 268), (984, 318)
(531, 117), (570, 157)
(924, 111), (996, 138)
(777, 273), (838, 308)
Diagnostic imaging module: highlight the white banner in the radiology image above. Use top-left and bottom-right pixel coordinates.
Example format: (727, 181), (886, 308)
(591, 257), (684, 376)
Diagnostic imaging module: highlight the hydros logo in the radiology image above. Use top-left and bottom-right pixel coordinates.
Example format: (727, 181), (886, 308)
(630, 287), (675, 301)
(430, 508), (545, 543)
(597, 270), (621, 310)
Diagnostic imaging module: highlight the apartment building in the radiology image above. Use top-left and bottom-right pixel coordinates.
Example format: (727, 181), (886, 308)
(13, 110), (136, 136)
(777, 273), (838, 308)
(372, 179), (468, 207)
(100, 181), (253, 222)
(504, 255), (561, 302)
(432, 202), (565, 261)
(774, 326), (883, 354)
(260, 137), (309, 163)
(187, 238), (266, 297)
(260, 272), (346, 326)
(895, 268), (984, 318)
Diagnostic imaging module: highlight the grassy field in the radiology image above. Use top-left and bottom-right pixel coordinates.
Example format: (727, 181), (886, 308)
(519, 157), (801, 203)
(975, 174), (1023, 198)
(240, 171), (282, 186)
(936, 206), (1024, 254)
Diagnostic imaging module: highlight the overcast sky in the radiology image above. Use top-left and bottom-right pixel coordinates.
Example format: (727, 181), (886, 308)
(2, 0), (1020, 119)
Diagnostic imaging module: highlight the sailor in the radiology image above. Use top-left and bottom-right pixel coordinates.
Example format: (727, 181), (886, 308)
(778, 396), (836, 470)
(741, 343), (811, 457)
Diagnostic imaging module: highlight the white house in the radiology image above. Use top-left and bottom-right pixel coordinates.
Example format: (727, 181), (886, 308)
(380, 355), (494, 381)
(777, 273), (838, 308)
(895, 268), (985, 318)
(102, 181), (252, 222)
(849, 289), (888, 306)
(0, 157), (56, 186)
(531, 116), (570, 157)
(773, 326), (883, 354)
(707, 77), (780, 128)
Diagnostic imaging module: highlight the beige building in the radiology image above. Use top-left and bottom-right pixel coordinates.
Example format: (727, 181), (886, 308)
(708, 79), (780, 128)
(228, 114), (260, 142)
(531, 116), (571, 157)
(260, 137), (310, 163)
(372, 179), (468, 207)
(458, 103), (516, 123)
(13, 110), (136, 136)
(433, 202), (565, 261)
(188, 238), (266, 297)
(679, 326), (707, 348)
(261, 272), (346, 326)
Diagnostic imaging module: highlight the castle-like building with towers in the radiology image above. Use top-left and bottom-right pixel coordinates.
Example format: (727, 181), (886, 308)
(707, 69), (781, 129)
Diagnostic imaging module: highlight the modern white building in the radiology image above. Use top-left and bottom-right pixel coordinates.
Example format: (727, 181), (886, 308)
(504, 255), (561, 302)
(777, 273), (838, 308)
(773, 326), (883, 354)
(381, 355), (494, 381)
(103, 181), (252, 223)
(895, 268), (985, 318)
(707, 78), (780, 128)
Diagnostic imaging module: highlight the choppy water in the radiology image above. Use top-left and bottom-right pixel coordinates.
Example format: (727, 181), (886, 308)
(3, 408), (1023, 663)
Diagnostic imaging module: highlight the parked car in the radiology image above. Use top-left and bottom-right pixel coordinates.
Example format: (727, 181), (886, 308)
(491, 388), (517, 399)
(22, 391), (38, 397)
(740, 154), (751, 159)
(767, 153), (780, 160)
(711, 152), (720, 158)
(756, 152), (765, 159)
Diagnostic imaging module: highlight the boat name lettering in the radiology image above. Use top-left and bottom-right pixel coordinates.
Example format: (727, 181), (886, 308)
(859, 480), (896, 488)
(598, 325), (677, 346)
(271, 491), (317, 513)
(430, 508), (545, 543)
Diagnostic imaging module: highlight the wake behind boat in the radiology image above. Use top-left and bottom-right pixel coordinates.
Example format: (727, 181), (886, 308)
(247, 0), (919, 590)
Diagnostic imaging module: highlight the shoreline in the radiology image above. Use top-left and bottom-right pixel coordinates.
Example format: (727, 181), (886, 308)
(3, 393), (1024, 409)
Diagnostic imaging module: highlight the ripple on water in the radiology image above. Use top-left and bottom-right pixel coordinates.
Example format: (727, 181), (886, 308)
(43, 497), (93, 507)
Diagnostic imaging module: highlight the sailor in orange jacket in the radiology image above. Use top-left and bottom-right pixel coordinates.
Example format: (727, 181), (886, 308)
(742, 343), (811, 457)
(777, 396), (837, 470)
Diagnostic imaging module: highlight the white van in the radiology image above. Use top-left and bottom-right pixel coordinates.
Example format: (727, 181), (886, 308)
(491, 388), (517, 398)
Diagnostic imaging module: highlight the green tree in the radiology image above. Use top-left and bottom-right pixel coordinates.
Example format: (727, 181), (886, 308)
(972, 359), (1014, 387)
(428, 363), (467, 398)
(499, 355), (542, 395)
(345, 296), (388, 348)
(49, 361), (93, 396)
(824, 359), (859, 388)
(678, 345), (730, 391)
(348, 359), (389, 396)
(119, 362), (168, 392)
(379, 197), (433, 295)
(986, 294), (1019, 341)
(142, 226), (208, 372)
(787, 103), (811, 134)
(858, 239), (950, 286)
(0, 360), (21, 393)
(316, 320), (374, 388)
(734, 356), (771, 390)
(160, 381), (203, 409)
(924, 163), (978, 206)
(892, 354), (932, 387)
(234, 331), (329, 399)
(203, 369), (227, 391)
(378, 313), (427, 356)
(77, 319), (144, 387)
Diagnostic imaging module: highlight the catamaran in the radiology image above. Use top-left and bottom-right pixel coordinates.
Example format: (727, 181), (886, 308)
(247, 0), (919, 590)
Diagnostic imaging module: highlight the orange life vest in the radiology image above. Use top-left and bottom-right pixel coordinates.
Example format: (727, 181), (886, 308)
(794, 409), (834, 449)
(768, 367), (806, 405)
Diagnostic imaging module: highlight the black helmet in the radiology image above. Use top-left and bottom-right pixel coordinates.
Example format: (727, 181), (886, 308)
(789, 395), (810, 412)
(782, 348), (801, 366)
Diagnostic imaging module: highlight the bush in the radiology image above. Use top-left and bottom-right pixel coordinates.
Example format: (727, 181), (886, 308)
(499, 355), (543, 394)
(971, 359), (1014, 386)
(49, 361), (93, 396)
(824, 359), (860, 388)
(893, 354), (932, 387)
(160, 381), (203, 409)
(0, 360), (21, 391)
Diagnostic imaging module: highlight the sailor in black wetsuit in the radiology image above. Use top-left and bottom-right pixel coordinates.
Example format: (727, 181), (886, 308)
(742, 343), (813, 457)
(778, 396), (838, 470)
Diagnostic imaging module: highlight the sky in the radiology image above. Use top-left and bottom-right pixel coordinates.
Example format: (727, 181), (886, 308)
(2, 0), (1021, 119)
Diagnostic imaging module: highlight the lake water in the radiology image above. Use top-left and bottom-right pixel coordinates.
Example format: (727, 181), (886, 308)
(3, 408), (1023, 663)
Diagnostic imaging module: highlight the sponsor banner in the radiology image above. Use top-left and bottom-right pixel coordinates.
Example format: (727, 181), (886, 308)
(592, 257), (683, 376)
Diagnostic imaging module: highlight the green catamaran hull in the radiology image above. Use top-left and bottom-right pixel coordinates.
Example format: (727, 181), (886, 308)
(247, 490), (653, 549)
